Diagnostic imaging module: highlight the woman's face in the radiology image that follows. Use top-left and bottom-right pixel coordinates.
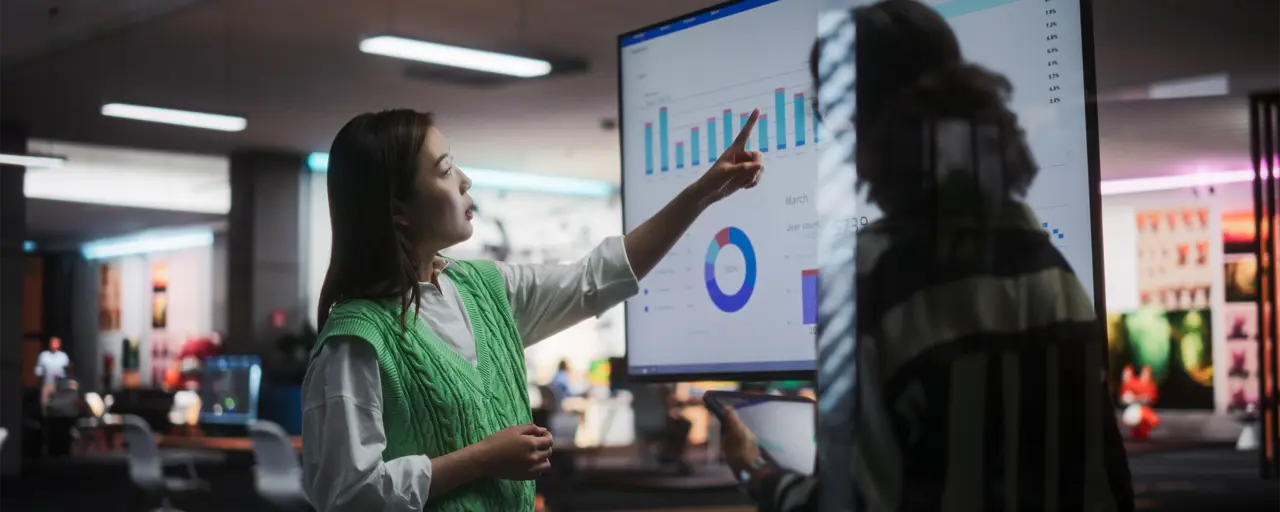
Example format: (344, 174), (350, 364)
(398, 125), (474, 252)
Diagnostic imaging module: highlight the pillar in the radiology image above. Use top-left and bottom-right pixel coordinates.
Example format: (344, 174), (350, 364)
(0, 121), (27, 477)
(226, 151), (309, 354)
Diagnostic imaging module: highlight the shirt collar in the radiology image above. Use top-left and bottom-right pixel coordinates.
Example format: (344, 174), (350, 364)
(417, 255), (460, 290)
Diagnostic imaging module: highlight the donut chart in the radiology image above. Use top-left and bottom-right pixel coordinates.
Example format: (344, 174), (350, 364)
(704, 226), (758, 313)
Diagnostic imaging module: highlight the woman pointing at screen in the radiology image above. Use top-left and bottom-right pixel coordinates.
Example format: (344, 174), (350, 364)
(302, 108), (763, 512)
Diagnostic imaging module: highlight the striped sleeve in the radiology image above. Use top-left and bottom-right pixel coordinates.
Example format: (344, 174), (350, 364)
(859, 224), (1134, 511)
(758, 471), (819, 512)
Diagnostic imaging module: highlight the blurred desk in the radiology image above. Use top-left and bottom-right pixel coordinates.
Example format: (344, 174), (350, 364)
(156, 434), (301, 452)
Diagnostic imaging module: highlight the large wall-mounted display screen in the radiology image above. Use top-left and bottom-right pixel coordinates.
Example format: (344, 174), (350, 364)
(620, 0), (1099, 379)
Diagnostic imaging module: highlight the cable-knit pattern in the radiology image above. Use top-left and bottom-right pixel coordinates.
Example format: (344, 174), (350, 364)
(313, 259), (535, 511)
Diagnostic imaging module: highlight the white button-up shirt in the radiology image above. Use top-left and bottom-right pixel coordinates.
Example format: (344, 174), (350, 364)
(35, 350), (70, 385)
(302, 237), (638, 512)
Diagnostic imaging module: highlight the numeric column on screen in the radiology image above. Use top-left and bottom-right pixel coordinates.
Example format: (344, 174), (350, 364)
(1044, 0), (1062, 107)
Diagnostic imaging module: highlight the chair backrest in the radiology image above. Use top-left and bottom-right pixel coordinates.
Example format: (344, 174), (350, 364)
(537, 385), (561, 413)
(629, 384), (670, 436)
(120, 414), (164, 491)
(248, 420), (305, 503)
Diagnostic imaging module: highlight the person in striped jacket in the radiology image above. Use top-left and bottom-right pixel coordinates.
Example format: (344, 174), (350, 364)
(720, 1), (1134, 510)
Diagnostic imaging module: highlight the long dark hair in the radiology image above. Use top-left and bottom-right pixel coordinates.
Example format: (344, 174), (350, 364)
(317, 109), (435, 330)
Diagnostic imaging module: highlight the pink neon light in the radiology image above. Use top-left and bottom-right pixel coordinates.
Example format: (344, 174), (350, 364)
(1099, 169), (1272, 196)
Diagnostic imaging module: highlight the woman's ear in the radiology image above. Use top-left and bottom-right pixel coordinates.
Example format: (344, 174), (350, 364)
(391, 199), (411, 227)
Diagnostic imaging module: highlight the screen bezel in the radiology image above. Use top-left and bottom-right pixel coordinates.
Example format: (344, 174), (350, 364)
(616, 0), (1106, 382)
(703, 390), (816, 474)
(1079, 0), (1109, 332)
(617, 0), (817, 383)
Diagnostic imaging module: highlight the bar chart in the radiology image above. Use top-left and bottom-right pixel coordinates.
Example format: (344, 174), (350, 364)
(801, 269), (818, 325)
(636, 85), (820, 175)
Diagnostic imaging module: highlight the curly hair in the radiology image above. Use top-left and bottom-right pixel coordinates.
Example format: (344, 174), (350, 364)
(857, 63), (1039, 213)
(808, 0), (1038, 214)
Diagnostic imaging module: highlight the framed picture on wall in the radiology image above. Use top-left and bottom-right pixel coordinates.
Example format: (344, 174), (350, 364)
(1135, 208), (1213, 310)
(152, 263), (169, 329)
(1108, 308), (1215, 410)
(1222, 210), (1258, 255)
(1225, 253), (1259, 303)
(98, 263), (121, 331)
(1224, 303), (1260, 412)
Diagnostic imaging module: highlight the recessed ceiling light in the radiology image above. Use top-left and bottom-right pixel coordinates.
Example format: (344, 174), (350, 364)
(359, 36), (552, 78)
(1149, 73), (1229, 100)
(102, 103), (247, 132)
(0, 153), (66, 168)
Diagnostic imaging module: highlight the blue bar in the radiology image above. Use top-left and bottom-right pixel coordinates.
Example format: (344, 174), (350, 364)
(775, 88), (787, 149)
(707, 118), (717, 162)
(676, 142), (685, 169)
(759, 114), (769, 153)
(659, 107), (669, 172)
(794, 93), (806, 147)
(740, 113), (750, 150)
(692, 128), (701, 166)
(644, 123), (654, 174)
(619, 0), (782, 47)
(722, 110), (732, 152)
(802, 269), (818, 325)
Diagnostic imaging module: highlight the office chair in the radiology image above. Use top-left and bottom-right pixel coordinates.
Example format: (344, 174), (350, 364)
(248, 420), (310, 510)
(121, 414), (204, 512)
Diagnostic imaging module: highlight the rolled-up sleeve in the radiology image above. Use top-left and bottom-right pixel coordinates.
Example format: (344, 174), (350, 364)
(302, 337), (434, 512)
(496, 236), (639, 346)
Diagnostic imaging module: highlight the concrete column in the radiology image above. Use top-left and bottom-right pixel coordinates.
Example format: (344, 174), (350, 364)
(226, 151), (309, 354)
(0, 121), (28, 477)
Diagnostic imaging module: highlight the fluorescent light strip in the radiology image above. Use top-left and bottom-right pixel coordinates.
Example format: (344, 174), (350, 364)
(308, 153), (613, 197)
(0, 153), (66, 168)
(359, 36), (552, 78)
(82, 229), (214, 260)
(102, 103), (247, 132)
(1100, 169), (1257, 196)
(307, 152), (329, 172)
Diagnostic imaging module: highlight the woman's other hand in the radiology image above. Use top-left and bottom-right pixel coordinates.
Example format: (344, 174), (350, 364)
(477, 424), (554, 480)
(721, 407), (762, 475)
(693, 109), (765, 207)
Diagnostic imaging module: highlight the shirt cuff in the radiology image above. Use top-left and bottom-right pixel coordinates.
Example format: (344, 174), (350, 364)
(594, 236), (640, 316)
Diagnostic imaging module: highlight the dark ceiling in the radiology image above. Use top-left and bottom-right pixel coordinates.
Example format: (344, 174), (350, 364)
(1, 0), (1277, 182)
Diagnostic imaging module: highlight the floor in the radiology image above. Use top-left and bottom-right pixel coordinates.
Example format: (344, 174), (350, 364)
(1, 443), (1276, 511)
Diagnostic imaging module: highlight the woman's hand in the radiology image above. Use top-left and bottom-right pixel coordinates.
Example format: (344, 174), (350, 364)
(721, 407), (762, 475)
(476, 424), (554, 480)
(692, 108), (765, 208)
(621, 109), (765, 280)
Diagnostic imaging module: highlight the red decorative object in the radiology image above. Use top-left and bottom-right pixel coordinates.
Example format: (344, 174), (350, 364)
(1119, 365), (1161, 440)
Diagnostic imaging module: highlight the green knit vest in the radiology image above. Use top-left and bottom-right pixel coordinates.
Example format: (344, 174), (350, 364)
(313, 260), (535, 512)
